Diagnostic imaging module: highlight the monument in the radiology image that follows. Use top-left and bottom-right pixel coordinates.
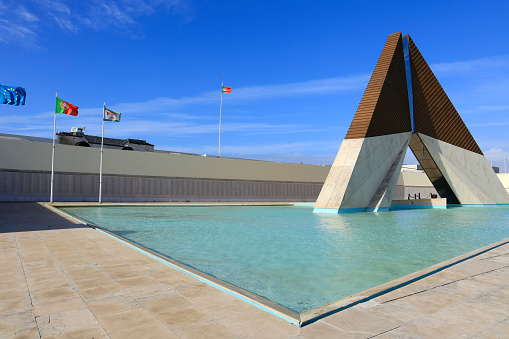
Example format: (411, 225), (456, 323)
(314, 32), (509, 213)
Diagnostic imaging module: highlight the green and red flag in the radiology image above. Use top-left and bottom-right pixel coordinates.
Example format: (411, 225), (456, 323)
(222, 86), (232, 93)
(103, 107), (121, 122)
(55, 97), (78, 116)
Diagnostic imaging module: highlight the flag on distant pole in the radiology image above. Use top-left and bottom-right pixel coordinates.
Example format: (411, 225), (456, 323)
(218, 78), (232, 157)
(51, 94), (78, 203)
(99, 104), (122, 203)
(103, 107), (121, 122)
(55, 97), (79, 116)
(1, 84), (26, 105)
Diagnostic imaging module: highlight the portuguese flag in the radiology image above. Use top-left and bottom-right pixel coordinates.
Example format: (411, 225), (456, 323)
(55, 97), (78, 116)
(222, 86), (232, 93)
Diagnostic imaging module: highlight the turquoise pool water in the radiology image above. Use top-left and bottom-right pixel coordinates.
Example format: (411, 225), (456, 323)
(59, 205), (509, 313)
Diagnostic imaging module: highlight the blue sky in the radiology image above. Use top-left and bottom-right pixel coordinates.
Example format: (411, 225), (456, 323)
(1, 1), (509, 168)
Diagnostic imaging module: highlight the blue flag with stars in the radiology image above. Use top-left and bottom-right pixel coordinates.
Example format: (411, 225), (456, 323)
(1, 84), (26, 105)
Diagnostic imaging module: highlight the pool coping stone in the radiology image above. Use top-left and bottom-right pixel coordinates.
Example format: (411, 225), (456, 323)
(44, 202), (509, 327)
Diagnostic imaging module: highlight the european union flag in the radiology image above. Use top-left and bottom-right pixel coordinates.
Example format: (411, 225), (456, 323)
(1, 84), (26, 105)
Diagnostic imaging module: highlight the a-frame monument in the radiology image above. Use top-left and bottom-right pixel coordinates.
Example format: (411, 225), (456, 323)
(314, 32), (509, 213)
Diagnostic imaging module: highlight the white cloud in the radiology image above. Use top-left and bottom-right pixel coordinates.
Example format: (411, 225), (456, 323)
(431, 55), (509, 74)
(473, 105), (509, 111)
(114, 75), (369, 113)
(18, 6), (39, 22)
(154, 141), (340, 165)
(483, 148), (509, 170)
(0, 0), (193, 46)
(0, 17), (38, 47)
(101, 3), (134, 25)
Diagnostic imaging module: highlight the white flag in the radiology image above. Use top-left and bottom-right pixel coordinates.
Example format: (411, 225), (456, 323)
(103, 107), (121, 122)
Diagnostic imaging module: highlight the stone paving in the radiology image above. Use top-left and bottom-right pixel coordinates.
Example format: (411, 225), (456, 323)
(1, 202), (508, 338)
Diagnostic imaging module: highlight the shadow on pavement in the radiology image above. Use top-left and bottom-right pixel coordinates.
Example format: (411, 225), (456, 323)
(0, 202), (88, 233)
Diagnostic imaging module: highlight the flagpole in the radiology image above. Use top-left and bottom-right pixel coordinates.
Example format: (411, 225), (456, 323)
(99, 102), (105, 203)
(50, 92), (57, 203)
(218, 75), (223, 157)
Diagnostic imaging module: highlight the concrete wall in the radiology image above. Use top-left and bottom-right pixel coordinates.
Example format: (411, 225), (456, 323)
(2, 136), (508, 202)
(0, 137), (329, 202)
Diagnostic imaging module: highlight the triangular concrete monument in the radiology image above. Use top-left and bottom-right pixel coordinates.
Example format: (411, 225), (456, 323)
(315, 32), (509, 213)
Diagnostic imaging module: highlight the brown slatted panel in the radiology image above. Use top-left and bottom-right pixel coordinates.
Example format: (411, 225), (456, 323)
(345, 32), (411, 139)
(406, 36), (483, 155)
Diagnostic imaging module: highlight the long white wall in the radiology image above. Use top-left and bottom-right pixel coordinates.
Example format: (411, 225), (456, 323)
(2, 136), (508, 202)
(0, 137), (329, 182)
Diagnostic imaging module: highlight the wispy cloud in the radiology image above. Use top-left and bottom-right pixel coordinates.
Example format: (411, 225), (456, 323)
(473, 105), (509, 111)
(155, 141), (340, 165)
(17, 6), (39, 22)
(114, 75), (369, 113)
(0, 0), (193, 47)
(0, 17), (38, 47)
(431, 55), (509, 74)
(469, 122), (509, 127)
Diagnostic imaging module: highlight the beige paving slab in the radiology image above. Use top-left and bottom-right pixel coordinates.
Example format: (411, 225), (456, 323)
(190, 290), (242, 311)
(471, 320), (509, 339)
(22, 259), (59, 270)
(300, 321), (357, 339)
(387, 310), (486, 339)
(320, 307), (401, 337)
(102, 267), (145, 280)
(0, 325), (39, 339)
(0, 288), (29, 303)
(434, 277), (500, 299)
(26, 277), (73, 292)
(369, 301), (430, 324)
(0, 310), (37, 335)
(94, 307), (162, 333)
(35, 308), (99, 337)
(137, 293), (193, 314)
(155, 305), (216, 329)
(62, 266), (105, 281)
(108, 322), (178, 339)
(86, 294), (141, 316)
(0, 257), (22, 269)
(31, 287), (79, 304)
(25, 271), (67, 285)
(33, 295), (88, 317)
(211, 297), (267, 325)
(173, 319), (242, 339)
(225, 313), (301, 339)
(0, 297), (33, 315)
(113, 275), (156, 288)
(69, 275), (115, 291)
(41, 325), (109, 339)
(78, 284), (124, 301)
(54, 255), (93, 267)
(0, 280), (28, 293)
(122, 282), (175, 299)
(0, 271), (25, 284)
(444, 301), (507, 328)
(158, 271), (197, 287)
(385, 289), (463, 315)
(175, 281), (223, 299)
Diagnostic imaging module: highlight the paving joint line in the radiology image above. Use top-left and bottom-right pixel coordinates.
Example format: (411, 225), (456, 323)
(13, 232), (42, 339)
(381, 263), (509, 304)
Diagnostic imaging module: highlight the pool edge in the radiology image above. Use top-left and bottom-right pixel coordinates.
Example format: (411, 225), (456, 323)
(43, 203), (301, 326)
(299, 236), (509, 326)
(42, 202), (509, 328)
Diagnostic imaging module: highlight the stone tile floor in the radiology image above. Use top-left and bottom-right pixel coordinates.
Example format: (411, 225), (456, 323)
(1, 202), (508, 338)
